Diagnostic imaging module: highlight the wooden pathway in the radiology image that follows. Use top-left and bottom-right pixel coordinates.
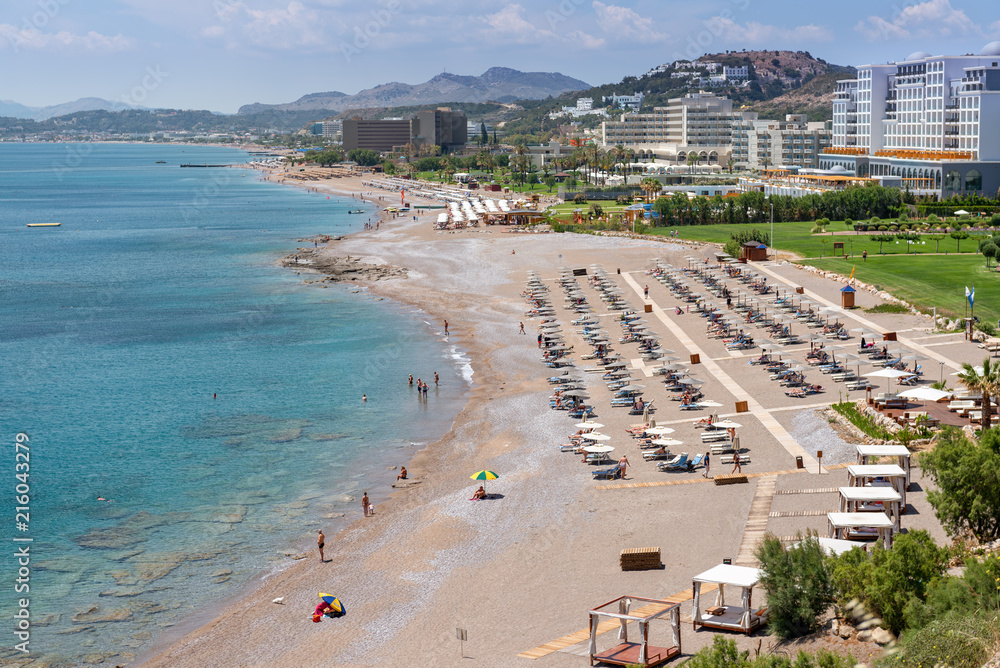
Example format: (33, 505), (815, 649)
(735, 475), (777, 567)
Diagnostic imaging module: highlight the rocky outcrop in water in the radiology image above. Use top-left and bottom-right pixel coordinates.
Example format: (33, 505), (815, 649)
(282, 249), (407, 282)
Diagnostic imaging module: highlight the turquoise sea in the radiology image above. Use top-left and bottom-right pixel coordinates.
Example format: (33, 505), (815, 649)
(0, 144), (469, 665)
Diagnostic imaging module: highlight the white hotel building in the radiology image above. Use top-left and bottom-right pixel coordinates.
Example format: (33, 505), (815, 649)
(821, 42), (1000, 198)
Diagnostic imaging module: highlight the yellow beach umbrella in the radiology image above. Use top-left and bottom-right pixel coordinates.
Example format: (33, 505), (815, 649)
(470, 470), (499, 494)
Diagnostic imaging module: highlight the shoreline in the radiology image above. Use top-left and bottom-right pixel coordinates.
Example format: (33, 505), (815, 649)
(136, 172), (479, 664)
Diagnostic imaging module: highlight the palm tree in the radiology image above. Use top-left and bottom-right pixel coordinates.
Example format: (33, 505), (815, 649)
(957, 359), (999, 431)
(686, 152), (700, 174)
(726, 156), (735, 174)
(609, 145), (625, 177)
(640, 177), (662, 201)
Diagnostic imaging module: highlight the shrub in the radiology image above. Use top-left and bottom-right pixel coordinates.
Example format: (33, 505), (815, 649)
(865, 303), (909, 315)
(588, 203), (604, 217)
(832, 401), (895, 439)
(815, 217), (830, 227)
(755, 534), (833, 638)
(898, 208), (910, 222)
(891, 613), (999, 668)
(845, 218), (854, 227)
(810, 225), (825, 234)
(927, 213), (940, 223)
(870, 216), (881, 225)
(572, 193), (586, 204)
(921, 427), (1000, 541)
(829, 530), (946, 634)
(686, 637), (856, 668)
(991, 213), (1000, 225)
(878, 224), (889, 231)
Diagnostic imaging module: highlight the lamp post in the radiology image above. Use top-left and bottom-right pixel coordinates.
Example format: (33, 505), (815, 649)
(939, 361), (945, 386)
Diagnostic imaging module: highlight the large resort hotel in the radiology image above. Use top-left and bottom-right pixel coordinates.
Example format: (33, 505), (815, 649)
(819, 42), (1000, 198)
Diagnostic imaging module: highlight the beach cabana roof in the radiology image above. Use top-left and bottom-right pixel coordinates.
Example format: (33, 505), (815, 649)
(692, 564), (760, 588)
(792, 536), (865, 556)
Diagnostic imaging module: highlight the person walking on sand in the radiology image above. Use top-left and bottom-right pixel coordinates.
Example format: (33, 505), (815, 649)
(703, 452), (711, 478)
(519, 321), (525, 335)
(434, 372), (439, 386)
(361, 492), (369, 517)
(443, 320), (449, 335)
(644, 285), (649, 298)
(731, 451), (741, 474)
(618, 454), (630, 479)
(317, 529), (326, 562)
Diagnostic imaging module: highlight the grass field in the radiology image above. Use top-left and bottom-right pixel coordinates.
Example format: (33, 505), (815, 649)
(806, 255), (1000, 323)
(650, 221), (988, 258)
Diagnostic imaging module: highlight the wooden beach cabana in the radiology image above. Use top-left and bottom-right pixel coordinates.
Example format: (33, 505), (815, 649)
(846, 464), (908, 509)
(856, 444), (911, 488)
(827, 511), (895, 549)
(587, 596), (682, 667)
(691, 564), (768, 636)
(838, 486), (902, 532)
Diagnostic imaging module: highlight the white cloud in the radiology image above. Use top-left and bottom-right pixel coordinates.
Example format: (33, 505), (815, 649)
(203, 1), (328, 49)
(592, 2), (666, 44)
(482, 3), (604, 48)
(706, 17), (832, 45)
(0, 26), (135, 51)
(854, 0), (981, 41)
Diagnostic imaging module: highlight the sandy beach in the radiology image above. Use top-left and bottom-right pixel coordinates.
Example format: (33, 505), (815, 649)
(138, 169), (976, 667)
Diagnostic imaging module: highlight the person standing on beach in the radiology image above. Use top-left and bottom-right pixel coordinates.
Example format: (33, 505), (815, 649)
(731, 451), (741, 474)
(519, 322), (525, 334)
(443, 320), (449, 335)
(317, 530), (326, 562)
(537, 333), (543, 348)
(362, 394), (367, 403)
(434, 372), (439, 386)
(362, 492), (369, 517)
(644, 285), (649, 298)
(703, 452), (711, 478)
(408, 374), (413, 385)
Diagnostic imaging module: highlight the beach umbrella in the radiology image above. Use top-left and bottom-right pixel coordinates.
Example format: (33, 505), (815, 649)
(698, 401), (724, 407)
(652, 438), (684, 447)
(318, 594), (345, 616)
(865, 368), (912, 393)
(582, 432), (611, 441)
(561, 390), (590, 398)
(575, 422), (604, 430)
(712, 420), (743, 429)
(583, 445), (615, 454)
(899, 387), (953, 402)
(645, 426), (676, 435)
(620, 384), (646, 392)
(470, 470), (499, 494)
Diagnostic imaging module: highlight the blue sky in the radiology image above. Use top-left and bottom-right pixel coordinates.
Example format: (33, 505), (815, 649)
(2, 0), (999, 113)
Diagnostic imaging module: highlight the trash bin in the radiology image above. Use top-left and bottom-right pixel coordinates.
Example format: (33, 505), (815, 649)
(796, 456), (804, 469)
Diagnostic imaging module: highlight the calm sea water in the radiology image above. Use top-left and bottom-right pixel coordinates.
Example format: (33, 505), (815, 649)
(0, 144), (469, 665)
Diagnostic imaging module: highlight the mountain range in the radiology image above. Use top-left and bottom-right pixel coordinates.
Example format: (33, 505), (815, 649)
(237, 67), (590, 115)
(0, 97), (139, 121)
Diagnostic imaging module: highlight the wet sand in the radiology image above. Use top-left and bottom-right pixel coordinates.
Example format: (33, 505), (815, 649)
(139, 172), (966, 667)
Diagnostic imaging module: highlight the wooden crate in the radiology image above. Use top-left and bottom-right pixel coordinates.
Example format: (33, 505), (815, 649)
(620, 547), (661, 571)
(714, 474), (748, 486)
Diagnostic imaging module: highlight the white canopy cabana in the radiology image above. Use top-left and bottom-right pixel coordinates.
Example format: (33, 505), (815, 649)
(839, 486), (903, 532)
(847, 464), (908, 509)
(587, 596), (682, 667)
(828, 511), (896, 549)
(856, 444), (912, 488)
(792, 536), (867, 556)
(691, 564), (767, 636)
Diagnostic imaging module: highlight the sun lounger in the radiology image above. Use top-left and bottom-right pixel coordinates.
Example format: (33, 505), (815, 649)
(711, 443), (735, 455)
(719, 454), (749, 465)
(948, 400), (977, 412)
(687, 453), (704, 472)
(701, 431), (730, 443)
(592, 464), (622, 480)
(642, 451), (672, 461)
(658, 453), (689, 471)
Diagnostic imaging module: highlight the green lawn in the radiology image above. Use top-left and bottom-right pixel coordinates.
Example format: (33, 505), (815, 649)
(806, 255), (999, 323)
(652, 221), (987, 259)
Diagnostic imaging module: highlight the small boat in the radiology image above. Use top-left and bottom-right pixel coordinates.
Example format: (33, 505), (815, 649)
(26, 223), (61, 227)
(155, 161), (166, 164)
(347, 210), (365, 214)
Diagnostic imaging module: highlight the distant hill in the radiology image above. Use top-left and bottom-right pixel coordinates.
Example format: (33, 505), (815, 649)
(238, 67), (590, 115)
(0, 97), (139, 121)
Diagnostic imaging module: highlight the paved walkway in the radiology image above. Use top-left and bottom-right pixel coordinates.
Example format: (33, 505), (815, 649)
(621, 271), (821, 473)
(753, 262), (963, 373)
